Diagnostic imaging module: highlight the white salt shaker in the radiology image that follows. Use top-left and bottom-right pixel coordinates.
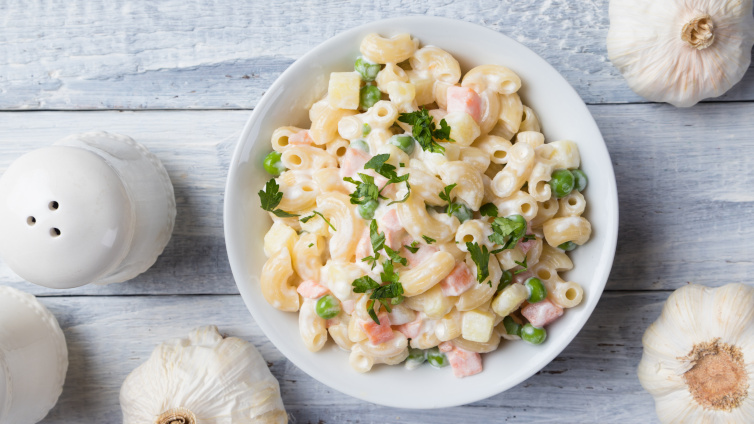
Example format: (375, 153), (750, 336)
(0, 131), (176, 289)
(0, 285), (68, 424)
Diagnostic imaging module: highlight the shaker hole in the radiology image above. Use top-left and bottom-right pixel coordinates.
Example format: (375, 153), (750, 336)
(27, 216), (36, 226)
(50, 228), (61, 237)
(49, 201), (59, 210)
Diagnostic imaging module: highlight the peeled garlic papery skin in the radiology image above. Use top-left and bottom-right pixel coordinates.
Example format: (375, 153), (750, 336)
(607, 0), (754, 107)
(120, 326), (287, 424)
(638, 284), (754, 424)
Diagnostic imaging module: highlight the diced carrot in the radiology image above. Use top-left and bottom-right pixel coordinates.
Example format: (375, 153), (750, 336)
(289, 130), (314, 145)
(340, 147), (371, 179)
(360, 312), (394, 345)
(446, 86), (482, 123)
(378, 209), (406, 251)
(440, 262), (476, 296)
(521, 299), (563, 327)
(396, 315), (423, 339)
(402, 235), (439, 268)
(446, 345), (483, 378)
(296, 280), (329, 299)
(438, 341), (454, 353)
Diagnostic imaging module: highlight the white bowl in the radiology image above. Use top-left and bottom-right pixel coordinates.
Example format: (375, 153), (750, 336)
(224, 16), (618, 409)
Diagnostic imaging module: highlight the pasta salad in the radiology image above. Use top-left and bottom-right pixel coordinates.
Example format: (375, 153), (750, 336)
(257, 32), (591, 378)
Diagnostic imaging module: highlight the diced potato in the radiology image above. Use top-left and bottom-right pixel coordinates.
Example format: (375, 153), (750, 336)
(328, 72), (361, 110)
(491, 284), (528, 317)
(407, 70), (434, 105)
(263, 221), (298, 257)
(386, 81), (416, 107)
(461, 308), (495, 343)
(443, 111), (481, 147)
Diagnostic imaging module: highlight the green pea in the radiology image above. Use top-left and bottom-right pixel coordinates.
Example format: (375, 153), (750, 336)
(389, 135), (415, 154)
(263, 151), (285, 176)
(315, 295), (341, 319)
(354, 57), (381, 82)
(521, 323), (547, 345)
(558, 241), (577, 251)
(548, 169), (575, 198)
(571, 169), (588, 192)
(357, 199), (379, 220)
(524, 277), (547, 303)
(503, 316), (522, 337)
(360, 85), (381, 110)
(427, 347), (449, 368)
(450, 203), (473, 223)
(350, 139), (369, 152)
(405, 348), (427, 370)
(507, 214), (526, 227)
(362, 123), (372, 136)
(497, 270), (513, 292)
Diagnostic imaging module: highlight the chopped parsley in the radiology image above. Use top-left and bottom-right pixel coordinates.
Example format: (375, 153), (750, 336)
(398, 108), (454, 154)
(466, 241), (491, 285)
(308, 243), (314, 248)
(364, 153), (411, 205)
(384, 245), (407, 266)
(361, 219), (385, 269)
(479, 203), (499, 217)
(351, 260), (405, 324)
(404, 241), (420, 254)
(258, 178), (299, 217)
(422, 235), (436, 244)
(514, 255), (529, 275)
(438, 183), (460, 216)
(343, 173), (382, 205)
(488, 216), (527, 252)
(300, 211), (336, 231)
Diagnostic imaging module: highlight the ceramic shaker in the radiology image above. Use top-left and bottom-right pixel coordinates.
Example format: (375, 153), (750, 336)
(0, 131), (176, 289)
(0, 285), (68, 424)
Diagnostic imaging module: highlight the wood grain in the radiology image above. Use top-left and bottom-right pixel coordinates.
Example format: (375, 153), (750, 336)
(36, 291), (661, 424)
(0, 0), (752, 110)
(1, 105), (751, 295)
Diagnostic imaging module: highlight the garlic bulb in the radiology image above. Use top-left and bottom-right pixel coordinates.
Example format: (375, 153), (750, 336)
(607, 0), (754, 107)
(120, 326), (288, 424)
(638, 283), (754, 423)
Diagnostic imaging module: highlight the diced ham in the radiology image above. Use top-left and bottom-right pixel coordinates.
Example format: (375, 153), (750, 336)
(521, 299), (563, 327)
(360, 312), (394, 345)
(446, 86), (482, 123)
(512, 270), (534, 285)
(342, 299), (355, 315)
(446, 345), (483, 378)
(378, 209), (406, 251)
(518, 238), (537, 254)
(355, 227), (372, 262)
(289, 130), (314, 145)
(340, 147), (371, 179)
(396, 315), (423, 339)
(402, 235), (439, 267)
(296, 280), (329, 299)
(440, 262), (476, 296)
(438, 341), (454, 353)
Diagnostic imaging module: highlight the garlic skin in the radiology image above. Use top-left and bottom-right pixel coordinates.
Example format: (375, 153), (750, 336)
(638, 284), (754, 424)
(608, 0), (754, 107)
(120, 326), (287, 424)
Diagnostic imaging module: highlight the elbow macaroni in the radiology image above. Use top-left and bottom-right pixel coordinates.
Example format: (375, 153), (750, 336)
(254, 32), (593, 376)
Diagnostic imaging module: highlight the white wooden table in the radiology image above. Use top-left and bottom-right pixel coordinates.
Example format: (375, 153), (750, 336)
(1, 1), (752, 422)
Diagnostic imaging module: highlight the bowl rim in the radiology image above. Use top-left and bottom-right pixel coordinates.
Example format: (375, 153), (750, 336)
(224, 15), (619, 409)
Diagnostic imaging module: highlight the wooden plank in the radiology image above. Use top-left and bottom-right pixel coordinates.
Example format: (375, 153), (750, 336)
(0, 104), (753, 294)
(35, 291), (662, 424)
(0, 0), (752, 110)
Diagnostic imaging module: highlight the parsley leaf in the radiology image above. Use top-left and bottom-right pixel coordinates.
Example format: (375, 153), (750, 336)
(514, 255), (529, 275)
(352, 275), (380, 293)
(404, 241), (420, 254)
(384, 245), (407, 266)
(343, 173), (381, 205)
(438, 183), (462, 216)
(398, 108), (454, 154)
(308, 243), (314, 248)
(364, 153), (411, 205)
(466, 242), (491, 285)
(479, 203), (499, 217)
(300, 211), (336, 231)
(258, 178), (299, 217)
(488, 216), (527, 251)
(361, 220), (385, 269)
(422, 235), (436, 244)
